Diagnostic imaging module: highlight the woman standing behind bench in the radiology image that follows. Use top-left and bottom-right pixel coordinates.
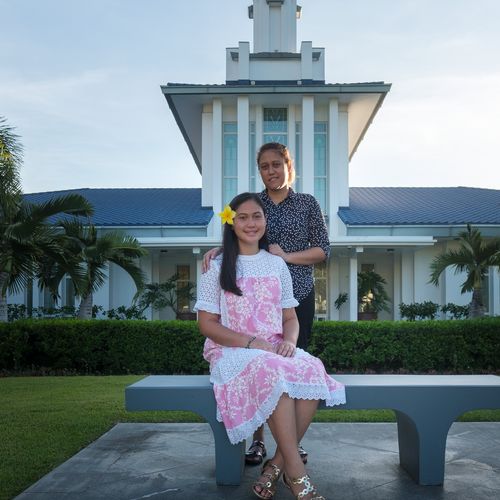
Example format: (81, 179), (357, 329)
(195, 192), (345, 500)
(203, 142), (331, 466)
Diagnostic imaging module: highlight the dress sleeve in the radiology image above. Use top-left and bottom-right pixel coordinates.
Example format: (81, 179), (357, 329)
(279, 258), (299, 309)
(194, 259), (221, 314)
(308, 195), (331, 259)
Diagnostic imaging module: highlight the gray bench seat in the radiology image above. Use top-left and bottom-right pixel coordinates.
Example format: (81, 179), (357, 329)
(125, 374), (500, 486)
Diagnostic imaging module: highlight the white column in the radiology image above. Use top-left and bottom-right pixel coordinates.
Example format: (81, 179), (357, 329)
(281, 0), (298, 52)
(255, 104), (265, 191)
(151, 250), (160, 320)
(196, 257), (203, 319)
(237, 96), (249, 193)
(348, 250), (359, 321)
(212, 99), (223, 240)
(490, 267), (500, 316)
(337, 104), (349, 208)
(401, 251), (415, 305)
(300, 41), (312, 81)
(328, 98), (339, 237)
(253, 0), (270, 52)
(288, 103), (296, 167)
(329, 256), (340, 320)
(201, 106), (213, 207)
(393, 252), (402, 320)
(238, 42), (250, 81)
(301, 95), (314, 196)
(331, 105), (349, 237)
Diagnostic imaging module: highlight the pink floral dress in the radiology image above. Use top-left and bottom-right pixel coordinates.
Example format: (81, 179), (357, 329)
(195, 250), (346, 444)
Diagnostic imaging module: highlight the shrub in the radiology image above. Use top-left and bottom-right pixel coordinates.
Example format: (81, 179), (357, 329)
(7, 303), (145, 321)
(399, 301), (440, 321)
(0, 318), (498, 375)
(310, 319), (499, 373)
(441, 303), (469, 320)
(0, 320), (207, 375)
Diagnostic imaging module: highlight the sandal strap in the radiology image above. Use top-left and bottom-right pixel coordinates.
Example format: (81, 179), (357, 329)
(261, 460), (281, 477)
(253, 461), (282, 498)
(248, 440), (265, 452)
(253, 479), (276, 491)
(289, 474), (324, 499)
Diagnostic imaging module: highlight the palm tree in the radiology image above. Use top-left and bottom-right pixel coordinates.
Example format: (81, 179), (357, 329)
(0, 195), (95, 321)
(54, 222), (146, 319)
(0, 116), (23, 208)
(0, 117), (94, 321)
(357, 270), (391, 319)
(429, 225), (500, 318)
(134, 275), (196, 318)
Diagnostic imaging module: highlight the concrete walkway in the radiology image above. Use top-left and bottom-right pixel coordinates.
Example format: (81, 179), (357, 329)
(16, 422), (500, 499)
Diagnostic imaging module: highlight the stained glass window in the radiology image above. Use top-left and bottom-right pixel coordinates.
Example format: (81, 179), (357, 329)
(249, 122), (257, 192)
(314, 122), (328, 213)
(295, 122), (302, 191)
(263, 108), (287, 145)
(223, 122), (238, 204)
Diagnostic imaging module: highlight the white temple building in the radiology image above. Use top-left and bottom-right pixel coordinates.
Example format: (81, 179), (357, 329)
(17, 0), (500, 320)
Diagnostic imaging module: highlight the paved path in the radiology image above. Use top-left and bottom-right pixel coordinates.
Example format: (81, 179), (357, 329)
(16, 422), (500, 499)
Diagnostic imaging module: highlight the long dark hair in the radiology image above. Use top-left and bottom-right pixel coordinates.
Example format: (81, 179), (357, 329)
(220, 192), (269, 296)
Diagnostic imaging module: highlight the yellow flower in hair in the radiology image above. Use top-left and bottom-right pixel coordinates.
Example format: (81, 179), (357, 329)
(218, 204), (237, 225)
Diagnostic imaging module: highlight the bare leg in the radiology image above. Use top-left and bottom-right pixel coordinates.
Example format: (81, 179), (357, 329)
(295, 399), (319, 442)
(249, 397), (313, 460)
(253, 425), (264, 442)
(269, 398), (318, 466)
(253, 394), (302, 498)
(255, 397), (318, 499)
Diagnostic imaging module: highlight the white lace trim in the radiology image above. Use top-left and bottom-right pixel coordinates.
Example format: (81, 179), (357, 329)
(194, 251), (298, 320)
(282, 298), (299, 309)
(193, 300), (220, 315)
(209, 347), (264, 385)
(217, 381), (347, 444)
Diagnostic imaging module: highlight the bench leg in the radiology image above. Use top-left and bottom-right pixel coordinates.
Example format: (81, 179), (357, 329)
(209, 420), (245, 485)
(395, 410), (451, 486)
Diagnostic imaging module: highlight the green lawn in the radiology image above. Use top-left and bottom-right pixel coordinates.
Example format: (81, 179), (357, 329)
(1, 375), (499, 500)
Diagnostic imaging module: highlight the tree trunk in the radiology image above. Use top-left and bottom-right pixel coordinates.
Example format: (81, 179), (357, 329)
(0, 272), (8, 322)
(78, 294), (93, 319)
(468, 287), (485, 318)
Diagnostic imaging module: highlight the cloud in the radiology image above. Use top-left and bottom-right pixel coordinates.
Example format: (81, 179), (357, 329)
(350, 73), (500, 188)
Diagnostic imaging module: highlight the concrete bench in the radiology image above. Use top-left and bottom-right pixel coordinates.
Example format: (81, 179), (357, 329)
(125, 374), (500, 486)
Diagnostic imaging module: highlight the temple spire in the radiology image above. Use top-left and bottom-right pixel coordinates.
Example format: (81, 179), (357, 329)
(248, 0), (301, 53)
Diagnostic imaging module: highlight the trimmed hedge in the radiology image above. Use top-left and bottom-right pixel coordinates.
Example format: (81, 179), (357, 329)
(0, 320), (207, 375)
(0, 318), (499, 375)
(311, 320), (500, 373)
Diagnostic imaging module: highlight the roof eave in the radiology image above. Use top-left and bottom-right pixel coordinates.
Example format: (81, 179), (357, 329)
(163, 92), (202, 172)
(162, 81), (392, 171)
(348, 87), (391, 161)
(161, 81), (392, 96)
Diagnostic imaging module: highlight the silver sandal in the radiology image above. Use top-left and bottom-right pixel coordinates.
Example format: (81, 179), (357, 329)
(283, 473), (325, 499)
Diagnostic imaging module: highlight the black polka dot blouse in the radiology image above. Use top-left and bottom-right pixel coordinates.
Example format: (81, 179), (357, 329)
(259, 189), (331, 302)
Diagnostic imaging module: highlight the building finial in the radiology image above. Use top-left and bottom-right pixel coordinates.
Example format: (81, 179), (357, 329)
(248, 0), (301, 53)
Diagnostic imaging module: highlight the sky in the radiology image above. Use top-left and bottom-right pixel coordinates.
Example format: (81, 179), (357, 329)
(1, 0), (500, 194)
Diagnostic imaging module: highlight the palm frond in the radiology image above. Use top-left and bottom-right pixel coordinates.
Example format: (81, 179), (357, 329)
(108, 256), (145, 290)
(0, 116), (23, 200)
(27, 194), (94, 224)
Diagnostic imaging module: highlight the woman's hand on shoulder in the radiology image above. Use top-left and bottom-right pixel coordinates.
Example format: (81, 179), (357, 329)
(202, 247), (222, 273)
(268, 244), (288, 262)
(274, 340), (296, 358)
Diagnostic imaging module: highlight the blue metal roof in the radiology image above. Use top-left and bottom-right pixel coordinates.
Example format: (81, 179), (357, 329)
(24, 188), (213, 227)
(339, 187), (500, 226)
(24, 186), (500, 228)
